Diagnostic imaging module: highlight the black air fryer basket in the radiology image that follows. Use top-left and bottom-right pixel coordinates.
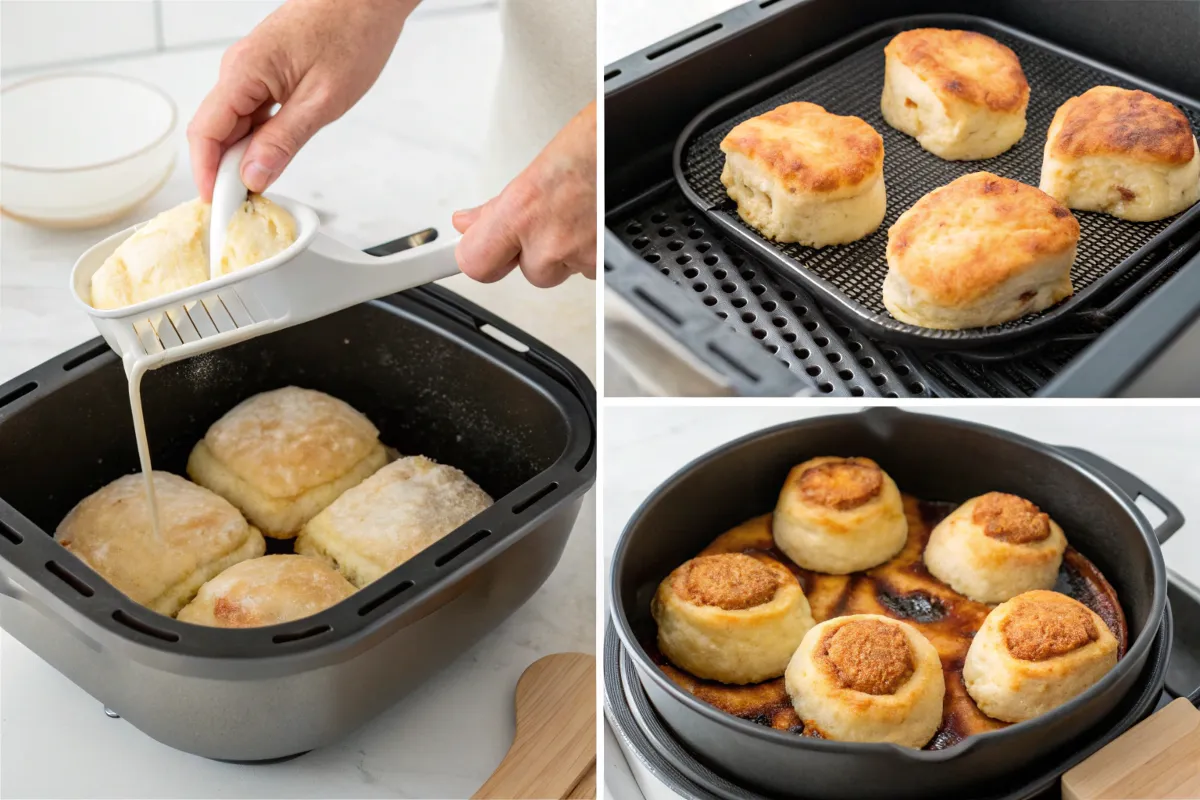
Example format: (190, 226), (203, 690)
(0, 284), (595, 761)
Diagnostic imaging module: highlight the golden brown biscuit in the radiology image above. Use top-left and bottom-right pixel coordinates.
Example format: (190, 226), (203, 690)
(924, 492), (1067, 603)
(785, 614), (945, 747)
(652, 553), (815, 684)
(881, 28), (1029, 160)
(773, 457), (907, 574)
(963, 590), (1118, 722)
(187, 387), (388, 539)
(177, 554), (356, 628)
(55, 472), (266, 617)
(719, 102), (886, 246)
(1040, 86), (1200, 221)
(884, 172), (1080, 329)
(296, 455), (493, 587)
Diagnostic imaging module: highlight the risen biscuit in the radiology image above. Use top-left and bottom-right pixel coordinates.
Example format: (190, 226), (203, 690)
(881, 28), (1029, 160)
(964, 590), (1118, 722)
(773, 456), (907, 575)
(177, 554), (356, 628)
(719, 102), (886, 246)
(55, 472), (266, 617)
(924, 492), (1067, 604)
(652, 553), (815, 684)
(1040, 86), (1200, 222)
(296, 455), (492, 587)
(785, 615), (945, 747)
(187, 387), (388, 539)
(884, 172), (1079, 329)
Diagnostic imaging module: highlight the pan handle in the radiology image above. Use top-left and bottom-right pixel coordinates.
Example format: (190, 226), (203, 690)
(1057, 446), (1184, 545)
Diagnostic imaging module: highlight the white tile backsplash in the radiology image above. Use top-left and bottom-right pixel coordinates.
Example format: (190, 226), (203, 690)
(1, 0), (497, 76)
(158, 0), (283, 48)
(1, 0), (158, 71)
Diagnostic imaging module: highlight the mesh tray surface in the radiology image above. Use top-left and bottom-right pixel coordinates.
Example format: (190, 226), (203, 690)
(677, 17), (1200, 348)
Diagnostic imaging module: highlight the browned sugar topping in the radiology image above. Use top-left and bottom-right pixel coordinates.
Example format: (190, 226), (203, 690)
(678, 553), (781, 610)
(972, 492), (1051, 544)
(1003, 593), (1098, 661)
(798, 459), (884, 511)
(817, 619), (915, 695)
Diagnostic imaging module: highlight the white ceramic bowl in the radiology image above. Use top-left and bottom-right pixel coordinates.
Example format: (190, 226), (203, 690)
(1, 72), (177, 228)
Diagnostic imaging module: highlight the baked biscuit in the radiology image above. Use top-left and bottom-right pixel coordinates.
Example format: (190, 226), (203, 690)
(187, 387), (388, 539)
(881, 28), (1029, 160)
(924, 492), (1067, 604)
(652, 553), (815, 684)
(884, 172), (1079, 329)
(55, 472), (266, 617)
(719, 102), (886, 246)
(963, 590), (1118, 722)
(177, 554), (356, 628)
(296, 455), (492, 587)
(785, 614), (945, 747)
(773, 456), (907, 574)
(1040, 86), (1200, 221)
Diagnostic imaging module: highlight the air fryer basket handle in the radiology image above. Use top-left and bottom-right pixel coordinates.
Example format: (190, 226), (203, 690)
(1057, 446), (1184, 545)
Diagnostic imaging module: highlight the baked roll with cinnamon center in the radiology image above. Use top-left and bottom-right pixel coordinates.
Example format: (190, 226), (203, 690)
(785, 614), (945, 747)
(773, 457), (907, 574)
(924, 492), (1067, 603)
(964, 590), (1118, 722)
(652, 553), (815, 684)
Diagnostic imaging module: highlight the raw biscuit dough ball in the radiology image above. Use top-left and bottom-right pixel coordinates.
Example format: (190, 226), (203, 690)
(881, 28), (1029, 160)
(963, 590), (1118, 723)
(719, 101), (887, 247)
(652, 553), (815, 684)
(187, 387), (389, 539)
(296, 455), (493, 587)
(785, 614), (945, 747)
(55, 472), (266, 617)
(924, 492), (1067, 604)
(773, 456), (907, 574)
(1039, 86), (1200, 221)
(177, 554), (357, 628)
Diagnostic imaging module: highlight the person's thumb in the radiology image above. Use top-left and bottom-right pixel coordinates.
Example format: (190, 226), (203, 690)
(240, 79), (332, 192)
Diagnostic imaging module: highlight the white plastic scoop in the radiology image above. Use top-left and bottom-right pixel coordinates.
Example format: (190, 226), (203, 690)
(71, 149), (461, 377)
(208, 136), (250, 280)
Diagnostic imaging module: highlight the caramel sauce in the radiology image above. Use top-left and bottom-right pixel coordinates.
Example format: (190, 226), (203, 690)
(647, 496), (1127, 750)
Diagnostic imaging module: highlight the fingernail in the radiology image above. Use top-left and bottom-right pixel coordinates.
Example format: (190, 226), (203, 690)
(242, 160), (277, 191)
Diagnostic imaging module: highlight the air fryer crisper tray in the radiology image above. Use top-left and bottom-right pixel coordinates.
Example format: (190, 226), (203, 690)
(675, 14), (1200, 349)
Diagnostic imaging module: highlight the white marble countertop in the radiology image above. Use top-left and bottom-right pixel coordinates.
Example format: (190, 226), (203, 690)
(0, 5), (596, 799)
(603, 404), (1200, 799)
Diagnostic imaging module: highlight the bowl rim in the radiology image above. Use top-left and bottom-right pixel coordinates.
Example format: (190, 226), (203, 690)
(1, 71), (177, 173)
(607, 407), (1169, 762)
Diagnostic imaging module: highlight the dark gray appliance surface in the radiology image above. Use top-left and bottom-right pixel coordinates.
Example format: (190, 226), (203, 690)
(0, 284), (596, 761)
(608, 409), (1180, 800)
(606, 591), (1190, 800)
(604, 0), (1200, 397)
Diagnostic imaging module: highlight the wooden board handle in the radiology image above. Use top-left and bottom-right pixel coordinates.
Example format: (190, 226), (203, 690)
(473, 653), (597, 800)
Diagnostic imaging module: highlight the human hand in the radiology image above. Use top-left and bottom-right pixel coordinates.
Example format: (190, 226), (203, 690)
(452, 102), (597, 288)
(188, 0), (417, 201)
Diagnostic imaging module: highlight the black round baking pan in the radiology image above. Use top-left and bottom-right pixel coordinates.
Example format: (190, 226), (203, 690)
(0, 280), (596, 761)
(609, 408), (1183, 800)
(606, 595), (1180, 800)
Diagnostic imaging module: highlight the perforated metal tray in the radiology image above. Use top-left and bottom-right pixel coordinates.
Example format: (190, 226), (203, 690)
(675, 14), (1200, 349)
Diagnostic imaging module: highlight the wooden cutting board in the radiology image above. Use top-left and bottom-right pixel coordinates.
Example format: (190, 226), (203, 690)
(473, 652), (597, 800)
(1062, 698), (1200, 799)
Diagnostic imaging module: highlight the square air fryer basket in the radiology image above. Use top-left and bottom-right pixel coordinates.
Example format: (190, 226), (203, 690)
(0, 285), (595, 761)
